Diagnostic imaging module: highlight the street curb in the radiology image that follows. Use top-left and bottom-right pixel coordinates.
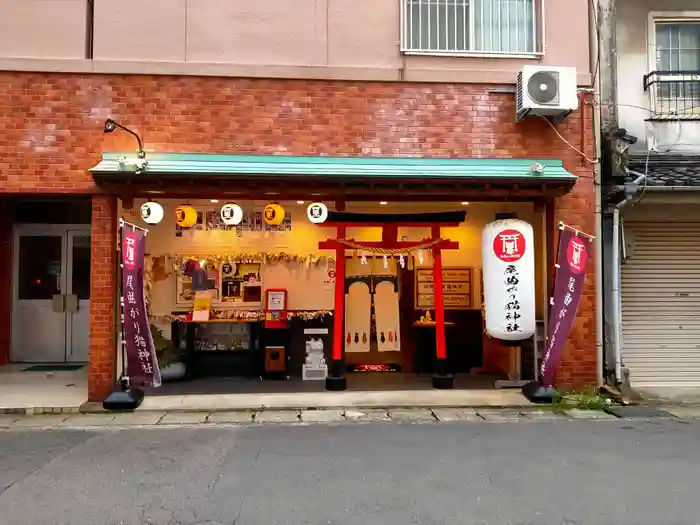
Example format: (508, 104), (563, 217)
(2, 403), (626, 418)
(0, 402), (551, 415)
(0, 406), (82, 415)
(80, 402), (541, 414)
(0, 407), (629, 430)
(16, 404), (614, 419)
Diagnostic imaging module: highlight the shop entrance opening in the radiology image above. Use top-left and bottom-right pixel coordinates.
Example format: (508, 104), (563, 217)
(12, 225), (91, 363)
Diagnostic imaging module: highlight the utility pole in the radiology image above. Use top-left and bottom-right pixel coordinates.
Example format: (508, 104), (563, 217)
(597, 0), (618, 131)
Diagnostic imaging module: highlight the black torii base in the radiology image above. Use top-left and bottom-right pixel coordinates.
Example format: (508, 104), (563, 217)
(326, 359), (347, 391)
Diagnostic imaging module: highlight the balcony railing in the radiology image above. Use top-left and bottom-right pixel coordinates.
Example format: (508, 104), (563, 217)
(643, 70), (700, 121)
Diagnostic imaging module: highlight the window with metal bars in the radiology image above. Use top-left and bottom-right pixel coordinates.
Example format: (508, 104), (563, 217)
(402, 0), (537, 55)
(655, 22), (700, 102)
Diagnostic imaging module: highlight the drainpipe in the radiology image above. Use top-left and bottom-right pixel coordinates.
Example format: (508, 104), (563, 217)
(610, 172), (646, 384)
(593, 101), (605, 388)
(611, 205), (622, 384)
(591, 24), (605, 388)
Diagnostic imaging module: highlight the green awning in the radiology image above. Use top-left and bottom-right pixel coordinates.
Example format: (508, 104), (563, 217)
(90, 153), (577, 183)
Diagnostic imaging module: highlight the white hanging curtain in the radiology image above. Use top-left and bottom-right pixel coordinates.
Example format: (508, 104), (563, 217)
(473, 0), (534, 54)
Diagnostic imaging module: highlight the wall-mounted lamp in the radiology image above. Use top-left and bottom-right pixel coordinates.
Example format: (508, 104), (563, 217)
(103, 118), (146, 159)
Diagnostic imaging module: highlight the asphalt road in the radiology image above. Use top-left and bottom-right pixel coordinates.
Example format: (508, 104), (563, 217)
(1, 418), (699, 525)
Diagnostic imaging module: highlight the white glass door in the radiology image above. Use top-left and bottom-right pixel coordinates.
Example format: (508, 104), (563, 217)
(12, 230), (67, 362)
(12, 226), (91, 363)
(66, 232), (91, 362)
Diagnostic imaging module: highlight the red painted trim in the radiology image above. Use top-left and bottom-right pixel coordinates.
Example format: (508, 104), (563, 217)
(382, 224), (398, 244)
(319, 239), (459, 250)
(432, 225), (447, 360)
(332, 225), (346, 361)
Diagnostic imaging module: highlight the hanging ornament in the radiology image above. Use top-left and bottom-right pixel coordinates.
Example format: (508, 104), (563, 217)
(417, 249), (424, 265)
(306, 202), (328, 224)
(220, 203), (243, 226)
(140, 201), (164, 225)
(175, 205), (198, 228)
(263, 202), (285, 226)
(383, 255), (388, 269)
(361, 253), (368, 265)
(399, 255), (405, 268)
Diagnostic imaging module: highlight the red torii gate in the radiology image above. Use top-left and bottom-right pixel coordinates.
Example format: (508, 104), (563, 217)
(317, 210), (466, 390)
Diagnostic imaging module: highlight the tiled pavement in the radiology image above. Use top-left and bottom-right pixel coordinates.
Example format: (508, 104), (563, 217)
(1, 406), (691, 430)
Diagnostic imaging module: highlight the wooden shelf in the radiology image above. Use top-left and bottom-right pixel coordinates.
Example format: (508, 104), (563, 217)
(178, 319), (260, 324)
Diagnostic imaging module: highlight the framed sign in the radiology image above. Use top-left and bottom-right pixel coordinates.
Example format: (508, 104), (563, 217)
(266, 290), (286, 311)
(414, 267), (473, 310)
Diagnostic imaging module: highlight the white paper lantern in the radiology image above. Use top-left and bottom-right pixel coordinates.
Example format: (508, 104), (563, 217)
(482, 218), (536, 341)
(220, 203), (243, 226)
(140, 201), (164, 225)
(306, 202), (328, 224)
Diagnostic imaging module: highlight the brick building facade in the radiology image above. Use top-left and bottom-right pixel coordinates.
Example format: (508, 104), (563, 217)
(0, 72), (596, 401)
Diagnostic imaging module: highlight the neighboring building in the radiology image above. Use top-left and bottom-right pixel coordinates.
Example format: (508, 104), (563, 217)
(601, 0), (700, 388)
(0, 0), (597, 402)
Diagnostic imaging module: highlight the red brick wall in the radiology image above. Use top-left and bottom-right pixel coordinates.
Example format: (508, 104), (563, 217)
(88, 195), (117, 401)
(0, 72), (596, 393)
(553, 162), (597, 389)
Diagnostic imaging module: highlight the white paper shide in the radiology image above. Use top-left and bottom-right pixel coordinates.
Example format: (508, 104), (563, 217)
(482, 219), (536, 341)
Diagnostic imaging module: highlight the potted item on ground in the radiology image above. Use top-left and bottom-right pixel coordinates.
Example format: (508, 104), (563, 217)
(150, 324), (186, 382)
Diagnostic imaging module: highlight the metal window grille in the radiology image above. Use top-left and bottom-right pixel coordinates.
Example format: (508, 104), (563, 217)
(644, 71), (700, 120)
(401, 0), (538, 55)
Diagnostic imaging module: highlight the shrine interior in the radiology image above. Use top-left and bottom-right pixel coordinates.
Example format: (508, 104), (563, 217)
(122, 199), (549, 394)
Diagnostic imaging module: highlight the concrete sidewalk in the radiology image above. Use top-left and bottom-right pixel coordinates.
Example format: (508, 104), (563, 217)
(129, 388), (534, 412)
(0, 365), (87, 415)
(0, 364), (535, 414)
(0, 407), (620, 430)
(634, 386), (700, 406)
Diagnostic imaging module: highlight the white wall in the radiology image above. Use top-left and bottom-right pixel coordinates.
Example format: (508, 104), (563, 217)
(616, 0), (700, 153)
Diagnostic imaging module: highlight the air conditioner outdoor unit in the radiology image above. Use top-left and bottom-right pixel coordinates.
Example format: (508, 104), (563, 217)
(516, 65), (578, 122)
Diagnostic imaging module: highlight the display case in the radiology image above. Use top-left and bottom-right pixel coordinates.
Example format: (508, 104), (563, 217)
(177, 261), (220, 304)
(177, 320), (262, 378)
(221, 262), (262, 305)
(194, 322), (251, 352)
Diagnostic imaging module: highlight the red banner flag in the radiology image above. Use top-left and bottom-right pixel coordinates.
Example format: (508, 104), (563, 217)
(120, 222), (161, 387)
(541, 227), (592, 387)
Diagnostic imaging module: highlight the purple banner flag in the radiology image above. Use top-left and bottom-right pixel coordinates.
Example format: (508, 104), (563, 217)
(120, 223), (161, 387)
(541, 227), (591, 387)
